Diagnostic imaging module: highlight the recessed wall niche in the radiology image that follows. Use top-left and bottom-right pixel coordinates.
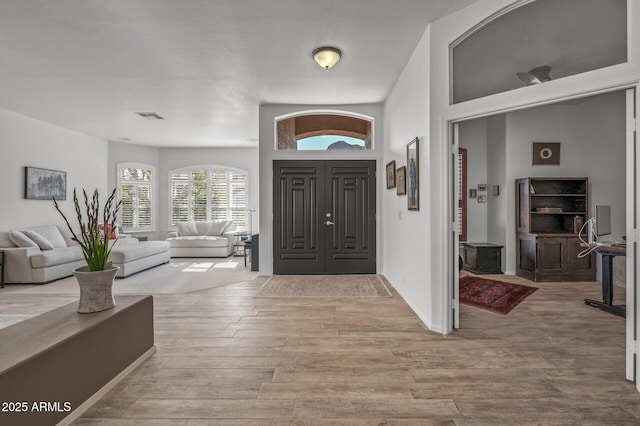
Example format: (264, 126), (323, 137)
(276, 113), (372, 151)
(450, 0), (627, 104)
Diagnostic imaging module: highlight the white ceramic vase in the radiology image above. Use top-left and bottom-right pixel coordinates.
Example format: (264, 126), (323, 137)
(73, 264), (118, 313)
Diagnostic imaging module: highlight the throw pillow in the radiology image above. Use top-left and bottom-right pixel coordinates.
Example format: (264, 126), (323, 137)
(206, 220), (228, 236)
(176, 221), (198, 236)
(27, 225), (68, 248)
(8, 230), (39, 248)
(22, 230), (55, 250)
(99, 223), (119, 239)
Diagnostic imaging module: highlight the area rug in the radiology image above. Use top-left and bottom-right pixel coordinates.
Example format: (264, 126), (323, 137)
(256, 274), (392, 298)
(459, 275), (538, 315)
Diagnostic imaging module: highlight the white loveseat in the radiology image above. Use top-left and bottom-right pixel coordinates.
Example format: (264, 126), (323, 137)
(166, 220), (236, 257)
(0, 225), (170, 283)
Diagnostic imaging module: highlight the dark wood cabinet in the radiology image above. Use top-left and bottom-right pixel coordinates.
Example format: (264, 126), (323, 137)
(461, 242), (503, 274)
(515, 177), (595, 282)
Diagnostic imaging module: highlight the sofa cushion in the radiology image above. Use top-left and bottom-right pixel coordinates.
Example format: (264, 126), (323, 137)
(194, 221), (213, 235)
(9, 230), (39, 248)
(30, 246), (84, 268)
(167, 235), (230, 248)
(176, 222), (198, 236)
(109, 241), (171, 263)
(23, 230), (55, 250)
(206, 220), (232, 236)
(26, 225), (68, 248)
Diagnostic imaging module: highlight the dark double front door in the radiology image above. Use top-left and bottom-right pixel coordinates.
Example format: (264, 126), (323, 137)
(273, 160), (376, 274)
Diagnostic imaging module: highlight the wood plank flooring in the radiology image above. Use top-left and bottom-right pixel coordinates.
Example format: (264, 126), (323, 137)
(64, 274), (640, 424)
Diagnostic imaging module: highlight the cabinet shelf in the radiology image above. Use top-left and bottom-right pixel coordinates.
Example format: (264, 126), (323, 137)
(531, 194), (586, 197)
(516, 177), (595, 282)
(531, 211), (586, 215)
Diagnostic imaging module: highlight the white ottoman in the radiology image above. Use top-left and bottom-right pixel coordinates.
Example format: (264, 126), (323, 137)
(110, 241), (171, 278)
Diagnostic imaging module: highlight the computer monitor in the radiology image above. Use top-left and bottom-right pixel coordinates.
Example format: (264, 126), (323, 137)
(595, 205), (611, 237)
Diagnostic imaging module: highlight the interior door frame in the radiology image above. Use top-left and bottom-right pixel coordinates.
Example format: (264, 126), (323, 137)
(447, 84), (639, 387)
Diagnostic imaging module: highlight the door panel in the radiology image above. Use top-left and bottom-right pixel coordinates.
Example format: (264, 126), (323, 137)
(273, 161), (325, 274)
(325, 162), (376, 274)
(273, 160), (376, 274)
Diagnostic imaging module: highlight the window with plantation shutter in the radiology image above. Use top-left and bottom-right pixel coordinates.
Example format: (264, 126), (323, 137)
(117, 163), (155, 231)
(169, 166), (249, 229)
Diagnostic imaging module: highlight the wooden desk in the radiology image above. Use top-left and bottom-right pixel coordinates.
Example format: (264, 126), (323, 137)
(582, 243), (626, 317)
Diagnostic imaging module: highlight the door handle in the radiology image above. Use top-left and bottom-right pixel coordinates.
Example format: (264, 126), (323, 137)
(325, 221), (335, 226)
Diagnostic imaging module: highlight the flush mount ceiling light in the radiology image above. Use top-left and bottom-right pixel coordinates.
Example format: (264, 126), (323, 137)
(312, 46), (342, 69)
(516, 65), (552, 86)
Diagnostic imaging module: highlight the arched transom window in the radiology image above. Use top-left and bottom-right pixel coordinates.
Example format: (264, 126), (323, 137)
(276, 113), (373, 150)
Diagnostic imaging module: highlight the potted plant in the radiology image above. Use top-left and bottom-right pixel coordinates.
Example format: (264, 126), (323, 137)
(53, 188), (122, 313)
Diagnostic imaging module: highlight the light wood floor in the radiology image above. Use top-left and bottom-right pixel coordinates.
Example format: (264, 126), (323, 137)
(66, 274), (639, 424)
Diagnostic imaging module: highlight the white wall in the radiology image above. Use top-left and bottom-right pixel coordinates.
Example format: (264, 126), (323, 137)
(107, 143), (259, 240)
(381, 0), (640, 333)
(486, 113), (507, 270)
(258, 104), (383, 276)
(457, 92), (625, 275)
(459, 118), (488, 242)
(504, 91), (626, 274)
(0, 108), (107, 230)
(382, 29), (434, 327)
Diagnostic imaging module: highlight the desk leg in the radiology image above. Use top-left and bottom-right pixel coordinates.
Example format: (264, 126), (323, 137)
(601, 253), (614, 305)
(584, 253), (624, 317)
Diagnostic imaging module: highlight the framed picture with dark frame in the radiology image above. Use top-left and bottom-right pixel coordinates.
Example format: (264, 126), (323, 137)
(532, 142), (561, 165)
(406, 137), (419, 210)
(396, 166), (406, 195)
(385, 160), (396, 189)
(24, 166), (67, 200)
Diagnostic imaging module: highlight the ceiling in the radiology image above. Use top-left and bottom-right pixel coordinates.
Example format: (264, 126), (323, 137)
(0, 0), (477, 148)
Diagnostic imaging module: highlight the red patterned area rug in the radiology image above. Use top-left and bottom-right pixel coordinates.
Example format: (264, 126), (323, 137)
(459, 275), (538, 315)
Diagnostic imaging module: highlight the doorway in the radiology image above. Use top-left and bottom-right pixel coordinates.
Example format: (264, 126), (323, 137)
(273, 160), (376, 274)
(450, 88), (637, 385)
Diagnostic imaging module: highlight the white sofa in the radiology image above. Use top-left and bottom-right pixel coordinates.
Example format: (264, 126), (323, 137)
(167, 220), (237, 257)
(0, 225), (170, 283)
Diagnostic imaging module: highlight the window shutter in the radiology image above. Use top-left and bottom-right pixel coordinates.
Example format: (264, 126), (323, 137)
(210, 169), (229, 221)
(171, 172), (189, 224)
(169, 167), (248, 229)
(119, 166), (154, 230)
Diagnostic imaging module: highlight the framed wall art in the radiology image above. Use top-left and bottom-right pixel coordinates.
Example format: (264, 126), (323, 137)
(406, 137), (419, 210)
(386, 160), (396, 189)
(396, 166), (406, 195)
(532, 142), (561, 165)
(24, 166), (67, 200)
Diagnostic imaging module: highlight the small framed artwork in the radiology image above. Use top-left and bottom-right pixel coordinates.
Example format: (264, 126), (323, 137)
(532, 142), (561, 165)
(469, 188), (477, 199)
(396, 166), (406, 195)
(477, 184), (487, 191)
(478, 195), (486, 203)
(386, 160), (396, 189)
(493, 185), (500, 196)
(406, 137), (419, 210)
(24, 166), (67, 200)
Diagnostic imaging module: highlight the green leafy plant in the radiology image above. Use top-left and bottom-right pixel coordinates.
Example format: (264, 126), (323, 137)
(53, 188), (122, 271)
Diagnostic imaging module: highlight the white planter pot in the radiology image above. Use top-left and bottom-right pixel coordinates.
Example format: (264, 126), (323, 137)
(73, 265), (119, 313)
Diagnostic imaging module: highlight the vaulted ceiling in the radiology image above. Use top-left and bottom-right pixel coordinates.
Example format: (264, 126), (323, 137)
(0, 0), (477, 147)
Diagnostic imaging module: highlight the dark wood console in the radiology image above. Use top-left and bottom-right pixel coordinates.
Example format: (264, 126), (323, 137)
(0, 295), (154, 426)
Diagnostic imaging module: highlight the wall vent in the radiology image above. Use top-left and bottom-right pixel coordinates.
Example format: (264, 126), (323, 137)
(136, 112), (165, 120)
